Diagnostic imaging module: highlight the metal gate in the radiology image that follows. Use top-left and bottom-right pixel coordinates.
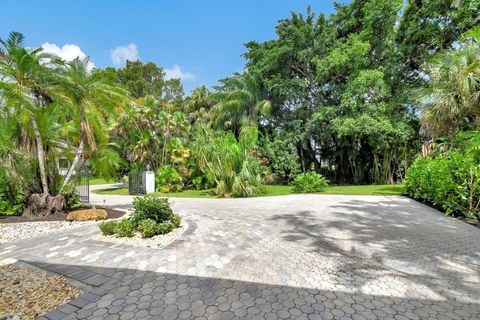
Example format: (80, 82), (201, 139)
(75, 170), (90, 203)
(128, 170), (146, 195)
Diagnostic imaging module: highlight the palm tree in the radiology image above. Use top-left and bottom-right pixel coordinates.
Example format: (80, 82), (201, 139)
(0, 32), (60, 198)
(56, 58), (129, 194)
(418, 28), (480, 138)
(0, 32), (128, 216)
(212, 73), (271, 131)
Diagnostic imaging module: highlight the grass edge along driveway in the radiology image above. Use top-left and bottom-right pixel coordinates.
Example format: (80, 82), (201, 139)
(92, 184), (405, 198)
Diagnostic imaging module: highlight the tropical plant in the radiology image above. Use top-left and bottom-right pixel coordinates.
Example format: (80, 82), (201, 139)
(292, 172), (329, 193)
(418, 28), (480, 138)
(155, 165), (183, 193)
(192, 123), (265, 197)
(212, 73), (271, 131)
(0, 32), (128, 217)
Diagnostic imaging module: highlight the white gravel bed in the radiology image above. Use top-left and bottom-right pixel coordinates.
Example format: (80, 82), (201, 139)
(0, 221), (95, 244)
(93, 222), (187, 249)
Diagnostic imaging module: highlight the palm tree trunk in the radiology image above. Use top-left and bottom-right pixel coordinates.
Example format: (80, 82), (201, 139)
(59, 139), (84, 194)
(32, 117), (49, 195)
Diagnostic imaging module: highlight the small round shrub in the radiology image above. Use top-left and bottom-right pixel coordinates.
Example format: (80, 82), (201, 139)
(292, 172), (329, 193)
(115, 219), (134, 237)
(137, 219), (157, 238)
(99, 220), (118, 235)
(170, 214), (182, 228)
(130, 195), (173, 227)
(156, 221), (174, 235)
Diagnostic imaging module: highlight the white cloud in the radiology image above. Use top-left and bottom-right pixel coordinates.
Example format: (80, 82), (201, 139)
(110, 44), (138, 66)
(164, 64), (195, 81)
(41, 42), (95, 72)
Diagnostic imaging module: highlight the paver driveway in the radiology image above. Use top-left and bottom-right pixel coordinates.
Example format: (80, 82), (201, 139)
(1, 192), (479, 319)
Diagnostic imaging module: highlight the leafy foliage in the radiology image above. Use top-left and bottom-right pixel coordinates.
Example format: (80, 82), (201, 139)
(99, 220), (118, 236)
(155, 165), (183, 193)
(137, 218), (158, 238)
(115, 219), (134, 237)
(130, 195), (173, 227)
(260, 132), (300, 183)
(192, 123), (265, 197)
(405, 152), (480, 220)
(292, 172), (329, 193)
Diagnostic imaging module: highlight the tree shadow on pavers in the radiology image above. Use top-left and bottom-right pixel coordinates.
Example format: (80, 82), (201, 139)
(23, 261), (480, 320)
(268, 199), (480, 309)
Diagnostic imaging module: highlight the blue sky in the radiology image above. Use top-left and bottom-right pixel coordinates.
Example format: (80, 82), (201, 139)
(1, 0), (345, 93)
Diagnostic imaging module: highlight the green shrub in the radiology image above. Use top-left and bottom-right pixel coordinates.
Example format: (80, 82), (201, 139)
(61, 182), (81, 210)
(0, 170), (23, 216)
(115, 219), (134, 237)
(170, 214), (182, 228)
(155, 165), (183, 193)
(405, 152), (480, 219)
(260, 132), (301, 182)
(137, 219), (157, 238)
(156, 221), (174, 234)
(99, 220), (118, 236)
(292, 172), (329, 193)
(130, 195), (173, 227)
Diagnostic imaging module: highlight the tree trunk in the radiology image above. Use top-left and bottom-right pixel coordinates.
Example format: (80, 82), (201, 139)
(32, 118), (49, 195)
(23, 193), (65, 218)
(59, 139), (85, 194)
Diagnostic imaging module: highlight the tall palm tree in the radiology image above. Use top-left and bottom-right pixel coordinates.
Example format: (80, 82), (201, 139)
(212, 73), (271, 131)
(0, 32), (60, 198)
(56, 58), (129, 194)
(0, 32), (128, 216)
(419, 29), (480, 138)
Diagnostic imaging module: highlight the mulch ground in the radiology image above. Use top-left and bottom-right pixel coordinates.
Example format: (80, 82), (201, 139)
(0, 205), (125, 224)
(0, 263), (81, 320)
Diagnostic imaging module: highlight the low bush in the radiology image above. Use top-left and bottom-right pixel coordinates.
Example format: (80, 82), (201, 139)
(99, 220), (118, 235)
(170, 214), (182, 228)
(292, 172), (329, 193)
(156, 221), (174, 234)
(115, 219), (134, 237)
(405, 152), (480, 219)
(137, 218), (157, 238)
(130, 195), (173, 227)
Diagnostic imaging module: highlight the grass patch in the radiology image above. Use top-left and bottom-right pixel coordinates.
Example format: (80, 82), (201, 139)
(92, 184), (404, 197)
(90, 177), (117, 185)
(322, 184), (404, 195)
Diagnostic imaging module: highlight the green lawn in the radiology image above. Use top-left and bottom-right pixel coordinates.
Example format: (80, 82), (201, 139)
(92, 184), (404, 197)
(90, 177), (117, 185)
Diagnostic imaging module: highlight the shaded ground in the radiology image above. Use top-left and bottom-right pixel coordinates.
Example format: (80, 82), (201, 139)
(1, 194), (479, 319)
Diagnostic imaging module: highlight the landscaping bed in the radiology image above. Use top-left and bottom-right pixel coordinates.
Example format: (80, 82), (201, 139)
(96, 195), (184, 248)
(0, 205), (125, 223)
(94, 222), (186, 248)
(0, 206), (126, 244)
(0, 262), (81, 320)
